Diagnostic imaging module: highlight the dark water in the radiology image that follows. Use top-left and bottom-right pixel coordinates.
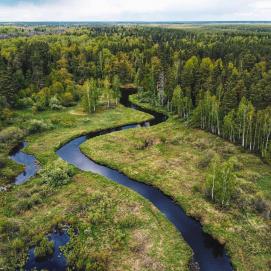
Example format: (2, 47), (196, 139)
(56, 90), (233, 271)
(25, 231), (70, 271)
(10, 142), (38, 185)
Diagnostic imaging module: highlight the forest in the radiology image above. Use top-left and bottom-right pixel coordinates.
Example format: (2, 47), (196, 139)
(0, 24), (271, 271)
(1, 25), (271, 159)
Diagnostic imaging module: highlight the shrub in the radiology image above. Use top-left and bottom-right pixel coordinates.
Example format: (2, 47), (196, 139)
(34, 237), (54, 259)
(14, 199), (33, 214)
(49, 96), (64, 110)
(11, 238), (25, 252)
(1, 108), (14, 121)
(254, 194), (271, 220)
(0, 126), (24, 144)
(16, 97), (34, 109)
(62, 92), (74, 106)
(0, 154), (6, 168)
(40, 159), (74, 187)
(27, 119), (53, 134)
(0, 95), (8, 108)
(0, 220), (19, 234)
(198, 150), (216, 169)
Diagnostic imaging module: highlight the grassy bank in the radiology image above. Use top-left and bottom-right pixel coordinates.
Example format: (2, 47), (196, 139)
(81, 99), (271, 271)
(0, 172), (191, 270)
(0, 104), (153, 186)
(24, 104), (153, 164)
(0, 105), (192, 270)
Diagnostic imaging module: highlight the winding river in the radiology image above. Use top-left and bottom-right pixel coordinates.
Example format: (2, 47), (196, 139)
(13, 89), (233, 271)
(10, 142), (38, 185)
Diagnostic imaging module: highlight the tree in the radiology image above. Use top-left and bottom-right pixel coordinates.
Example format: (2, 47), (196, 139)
(50, 82), (64, 96)
(236, 97), (254, 148)
(171, 85), (192, 119)
(0, 62), (17, 106)
(82, 79), (100, 113)
(256, 107), (271, 158)
(223, 110), (236, 142)
(172, 85), (182, 116)
(181, 56), (200, 106)
(199, 57), (213, 92)
(206, 157), (237, 207)
(112, 75), (121, 105)
(191, 91), (221, 135)
(102, 77), (112, 108)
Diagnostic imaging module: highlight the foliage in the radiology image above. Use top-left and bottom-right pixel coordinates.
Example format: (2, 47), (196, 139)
(81, 78), (100, 113)
(27, 119), (53, 134)
(40, 159), (74, 187)
(49, 96), (63, 110)
(34, 237), (54, 259)
(205, 156), (237, 207)
(81, 115), (271, 270)
(0, 126), (24, 144)
(0, 25), (271, 158)
(171, 85), (192, 119)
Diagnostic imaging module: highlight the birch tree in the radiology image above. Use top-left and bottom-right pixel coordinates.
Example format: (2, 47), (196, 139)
(103, 77), (112, 108)
(112, 75), (121, 105)
(82, 79), (99, 113)
(206, 157), (237, 207)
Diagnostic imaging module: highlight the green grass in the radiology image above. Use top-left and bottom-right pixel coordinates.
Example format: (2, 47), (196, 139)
(257, 176), (271, 201)
(81, 100), (271, 271)
(0, 172), (191, 270)
(24, 104), (153, 164)
(0, 104), (192, 270)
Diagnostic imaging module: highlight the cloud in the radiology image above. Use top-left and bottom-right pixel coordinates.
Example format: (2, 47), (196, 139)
(0, 0), (270, 21)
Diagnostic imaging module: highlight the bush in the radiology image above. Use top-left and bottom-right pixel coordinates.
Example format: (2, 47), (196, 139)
(0, 154), (6, 168)
(34, 237), (54, 259)
(62, 92), (74, 106)
(198, 150), (216, 169)
(254, 194), (271, 219)
(0, 220), (19, 234)
(15, 97), (34, 109)
(40, 159), (74, 187)
(0, 126), (24, 144)
(14, 199), (33, 214)
(1, 108), (14, 121)
(27, 119), (53, 134)
(49, 96), (64, 110)
(0, 95), (8, 108)
(11, 238), (25, 252)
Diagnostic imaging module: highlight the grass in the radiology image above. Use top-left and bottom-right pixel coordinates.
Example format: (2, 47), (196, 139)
(24, 104), (153, 164)
(0, 172), (191, 270)
(81, 98), (271, 271)
(0, 104), (153, 186)
(0, 104), (192, 270)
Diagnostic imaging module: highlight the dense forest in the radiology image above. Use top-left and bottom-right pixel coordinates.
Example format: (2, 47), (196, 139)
(1, 26), (271, 160)
(0, 24), (271, 271)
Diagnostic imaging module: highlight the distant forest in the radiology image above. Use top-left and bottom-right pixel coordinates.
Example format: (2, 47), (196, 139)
(1, 25), (271, 160)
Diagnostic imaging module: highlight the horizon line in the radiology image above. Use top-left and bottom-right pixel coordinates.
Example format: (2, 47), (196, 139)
(1, 20), (271, 23)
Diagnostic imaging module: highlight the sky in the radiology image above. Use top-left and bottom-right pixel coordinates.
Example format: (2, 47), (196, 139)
(0, 0), (271, 22)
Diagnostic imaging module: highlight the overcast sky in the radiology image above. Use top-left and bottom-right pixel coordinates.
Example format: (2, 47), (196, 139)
(0, 0), (271, 21)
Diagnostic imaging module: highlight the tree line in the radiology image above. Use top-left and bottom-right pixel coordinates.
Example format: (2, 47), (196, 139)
(0, 25), (271, 159)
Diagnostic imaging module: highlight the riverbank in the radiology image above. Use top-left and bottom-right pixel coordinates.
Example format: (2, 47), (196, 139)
(0, 104), (192, 270)
(0, 171), (191, 270)
(81, 95), (271, 271)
